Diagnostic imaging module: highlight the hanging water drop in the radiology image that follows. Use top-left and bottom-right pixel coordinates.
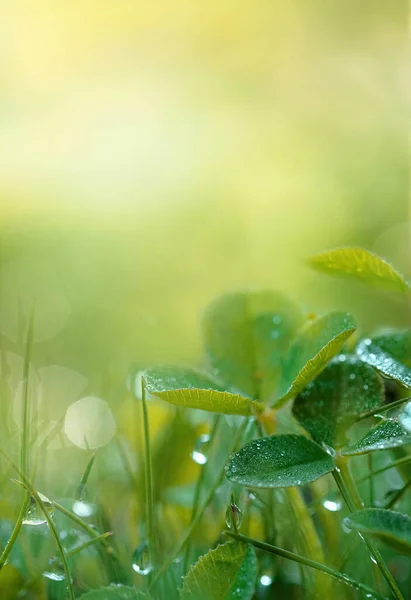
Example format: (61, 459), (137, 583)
(43, 557), (65, 582)
(23, 492), (54, 526)
(322, 498), (342, 512)
(191, 434), (211, 465)
(225, 502), (242, 531)
(132, 541), (153, 575)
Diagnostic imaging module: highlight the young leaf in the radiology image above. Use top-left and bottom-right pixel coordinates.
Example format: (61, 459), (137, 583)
(307, 247), (410, 293)
(79, 587), (151, 600)
(179, 541), (257, 600)
(293, 356), (384, 448)
(144, 366), (263, 416)
(202, 290), (303, 400)
(357, 335), (411, 389)
(276, 312), (357, 405)
(225, 434), (335, 488)
(343, 509), (411, 555)
(342, 419), (411, 456)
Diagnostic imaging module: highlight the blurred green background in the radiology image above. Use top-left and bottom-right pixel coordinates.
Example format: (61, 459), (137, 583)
(1, 0), (409, 381)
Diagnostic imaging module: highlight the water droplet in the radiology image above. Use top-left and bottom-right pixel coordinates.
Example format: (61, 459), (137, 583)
(132, 541), (153, 575)
(191, 434), (211, 465)
(338, 354), (346, 362)
(72, 500), (96, 518)
(23, 492), (54, 526)
(322, 499), (342, 512)
(272, 315), (282, 325)
(259, 574), (273, 586)
(43, 557), (65, 581)
(363, 384), (369, 390)
(225, 503), (242, 531)
(363, 339), (372, 346)
(369, 554), (377, 565)
(349, 373), (356, 380)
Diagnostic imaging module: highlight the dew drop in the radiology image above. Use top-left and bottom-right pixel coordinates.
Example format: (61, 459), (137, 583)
(43, 557), (65, 581)
(322, 499), (342, 512)
(23, 492), (54, 526)
(72, 500), (96, 518)
(225, 503), (242, 531)
(259, 574), (273, 586)
(338, 354), (346, 362)
(191, 434), (211, 465)
(132, 541), (153, 575)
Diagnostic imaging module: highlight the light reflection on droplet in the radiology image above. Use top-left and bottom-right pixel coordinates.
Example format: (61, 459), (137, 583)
(132, 541), (153, 576)
(72, 500), (96, 518)
(322, 499), (342, 512)
(260, 574), (273, 586)
(191, 434), (211, 465)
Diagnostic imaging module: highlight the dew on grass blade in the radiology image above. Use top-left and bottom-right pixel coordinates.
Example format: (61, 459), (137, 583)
(23, 492), (54, 526)
(131, 541), (153, 576)
(191, 433), (211, 465)
(64, 396), (116, 449)
(225, 503), (242, 531)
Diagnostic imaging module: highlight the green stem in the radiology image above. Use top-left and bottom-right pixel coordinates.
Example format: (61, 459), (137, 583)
(368, 453), (375, 506)
(333, 457), (404, 600)
(183, 415), (222, 571)
(356, 454), (411, 484)
(384, 478), (411, 510)
(17, 480), (74, 600)
(0, 494), (30, 570)
(225, 531), (385, 600)
(358, 396), (411, 422)
(141, 377), (155, 574)
(150, 417), (249, 589)
(21, 304), (35, 478)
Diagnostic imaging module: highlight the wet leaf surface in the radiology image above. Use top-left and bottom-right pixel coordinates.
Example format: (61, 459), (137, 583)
(357, 334), (411, 389)
(225, 434), (335, 488)
(179, 541), (257, 600)
(343, 508), (411, 555)
(342, 419), (411, 456)
(276, 312), (357, 405)
(144, 366), (263, 415)
(202, 290), (303, 400)
(293, 356), (383, 447)
(307, 247), (410, 293)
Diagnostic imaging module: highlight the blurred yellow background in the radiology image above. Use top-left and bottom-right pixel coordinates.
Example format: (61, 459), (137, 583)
(0, 1), (409, 383)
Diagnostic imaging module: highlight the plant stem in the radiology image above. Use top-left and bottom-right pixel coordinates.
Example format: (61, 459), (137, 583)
(358, 396), (411, 422)
(150, 417), (249, 589)
(368, 453), (375, 506)
(225, 531), (385, 600)
(141, 377), (155, 576)
(21, 304), (35, 478)
(17, 480), (74, 600)
(356, 454), (411, 484)
(384, 478), (411, 510)
(0, 494), (30, 570)
(183, 415), (222, 571)
(333, 456), (404, 600)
